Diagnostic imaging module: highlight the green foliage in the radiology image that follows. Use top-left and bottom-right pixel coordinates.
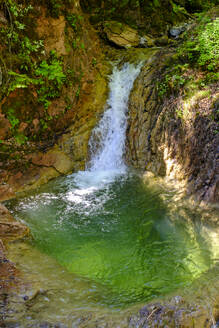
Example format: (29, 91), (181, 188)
(35, 51), (66, 109)
(7, 108), (19, 129)
(40, 118), (49, 130)
(47, 0), (62, 18)
(7, 71), (38, 93)
(178, 17), (219, 72)
(14, 132), (28, 144)
(6, 108), (28, 144)
(0, 0), (82, 146)
(92, 58), (97, 67)
(153, 0), (160, 7)
(171, 2), (188, 16)
(6, 0), (33, 18)
(157, 65), (188, 98)
(66, 13), (82, 32)
(197, 18), (219, 70)
(0, 0), (44, 75)
(46, 0), (74, 18)
(158, 77), (170, 98)
(19, 38), (44, 71)
(76, 86), (80, 98)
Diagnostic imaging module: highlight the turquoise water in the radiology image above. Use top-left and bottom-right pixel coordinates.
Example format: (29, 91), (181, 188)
(7, 172), (215, 309)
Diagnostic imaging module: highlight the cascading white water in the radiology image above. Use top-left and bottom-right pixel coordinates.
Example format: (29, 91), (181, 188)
(69, 62), (142, 196)
(88, 62), (142, 173)
(71, 62), (141, 191)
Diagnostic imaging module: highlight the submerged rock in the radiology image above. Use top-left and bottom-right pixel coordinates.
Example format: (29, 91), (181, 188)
(132, 296), (215, 327)
(0, 205), (27, 299)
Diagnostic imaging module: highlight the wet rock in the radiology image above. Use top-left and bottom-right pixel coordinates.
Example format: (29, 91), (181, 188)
(32, 118), (40, 133)
(0, 237), (18, 294)
(0, 204), (10, 216)
(38, 323), (52, 328)
(0, 114), (11, 140)
(213, 98), (219, 122)
(104, 21), (140, 48)
(127, 51), (219, 204)
(0, 11), (7, 25)
(215, 320), (219, 328)
(155, 35), (170, 46)
(30, 149), (73, 175)
(4, 323), (21, 328)
(139, 36), (155, 48)
(0, 203), (29, 241)
(0, 185), (15, 202)
(36, 15), (67, 56)
(134, 297), (214, 328)
(18, 122), (28, 134)
(169, 25), (186, 38)
(214, 98), (219, 111)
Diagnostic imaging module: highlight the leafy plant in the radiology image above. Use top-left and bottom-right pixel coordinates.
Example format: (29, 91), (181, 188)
(7, 71), (38, 93)
(197, 18), (219, 70)
(178, 17), (219, 72)
(35, 51), (66, 109)
(6, 108), (28, 144)
(7, 108), (19, 129)
(47, 0), (62, 18)
(0, 0), (44, 85)
(157, 65), (188, 98)
(66, 14), (82, 32)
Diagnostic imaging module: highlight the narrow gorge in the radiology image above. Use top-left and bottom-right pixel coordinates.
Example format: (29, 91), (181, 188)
(0, 1), (218, 327)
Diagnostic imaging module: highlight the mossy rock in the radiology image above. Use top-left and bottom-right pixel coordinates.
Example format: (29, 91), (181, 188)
(104, 21), (140, 48)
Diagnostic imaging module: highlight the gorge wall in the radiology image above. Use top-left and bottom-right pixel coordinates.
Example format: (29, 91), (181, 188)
(126, 49), (219, 204)
(0, 0), (109, 199)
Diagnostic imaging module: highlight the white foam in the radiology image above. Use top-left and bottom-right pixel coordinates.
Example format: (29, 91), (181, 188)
(66, 63), (141, 203)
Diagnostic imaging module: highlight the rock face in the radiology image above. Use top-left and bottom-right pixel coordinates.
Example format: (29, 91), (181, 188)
(0, 204), (29, 241)
(126, 52), (219, 204)
(0, 1), (109, 200)
(0, 204), (29, 298)
(104, 21), (140, 48)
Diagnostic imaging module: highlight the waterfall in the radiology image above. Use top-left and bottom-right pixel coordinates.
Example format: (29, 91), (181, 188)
(89, 63), (141, 172)
(72, 62), (142, 191)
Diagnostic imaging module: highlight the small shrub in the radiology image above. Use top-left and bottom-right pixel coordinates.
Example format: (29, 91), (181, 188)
(35, 51), (66, 109)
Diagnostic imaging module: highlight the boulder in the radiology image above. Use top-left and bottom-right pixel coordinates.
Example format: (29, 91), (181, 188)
(139, 35), (155, 48)
(104, 21), (140, 48)
(31, 148), (74, 174)
(155, 35), (170, 46)
(169, 25), (187, 38)
(0, 184), (15, 202)
(0, 203), (29, 241)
